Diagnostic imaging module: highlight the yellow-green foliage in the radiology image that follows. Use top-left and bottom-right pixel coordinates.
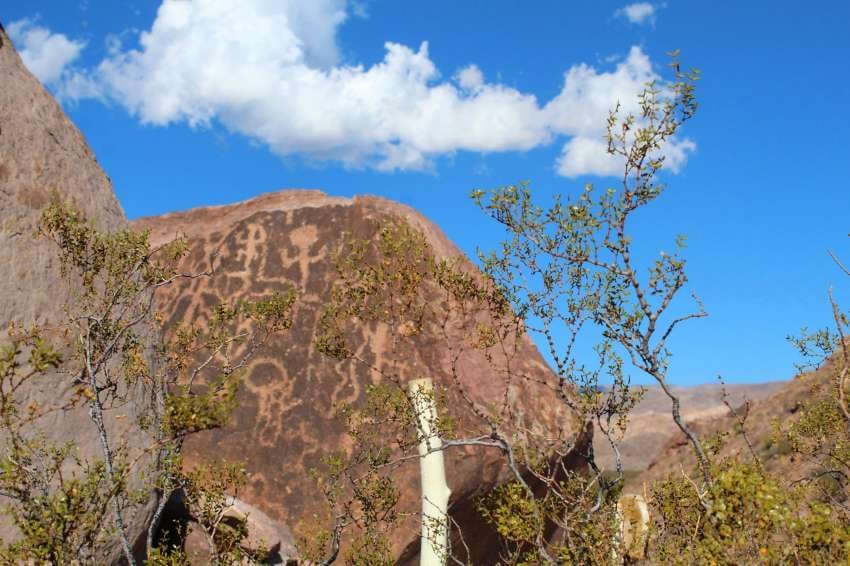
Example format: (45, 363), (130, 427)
(317, 220), (517, 363)
(650, 458), (850, 564)
(0, 440), (113, 563)
(307, 218), (519, 563)
(0, 200), (294, 564)
(164, 374), (241, 436)
(181, 461), (264, 564)
(477, 473), (620, 566)
(144, 546), (191, 566)
(344, 531), (394, 566)
(11, 57), (850, 566)
(479, 481), (544, 546)
(0, 331), (112, 562)
(649, 286), (850, 565)
(301, 384), (409, 564)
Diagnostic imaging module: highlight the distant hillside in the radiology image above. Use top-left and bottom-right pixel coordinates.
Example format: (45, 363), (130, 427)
(594, 381), (785, 473)
(635, 361), (838, 490)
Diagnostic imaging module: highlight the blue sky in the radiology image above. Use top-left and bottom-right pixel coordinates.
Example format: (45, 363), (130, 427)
(3, 1), (849, 386)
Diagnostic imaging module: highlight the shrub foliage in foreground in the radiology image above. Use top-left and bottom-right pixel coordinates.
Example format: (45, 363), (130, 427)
(0, 200), (295, 564)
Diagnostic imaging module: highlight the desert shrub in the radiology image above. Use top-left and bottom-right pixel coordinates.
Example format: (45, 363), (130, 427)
(0, 200), (295, 564)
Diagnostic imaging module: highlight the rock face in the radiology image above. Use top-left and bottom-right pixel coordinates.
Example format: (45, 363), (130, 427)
(134, 190), (585, 563)
(183, 498), (298, 565)
(0, 23), (125, 325)
(0, 22), (155, 560)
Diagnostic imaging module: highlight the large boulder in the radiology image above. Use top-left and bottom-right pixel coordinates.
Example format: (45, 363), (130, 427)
(181, 497), (299, 565)
(134, 190), (587, 562)
(0, 21), (155, 561)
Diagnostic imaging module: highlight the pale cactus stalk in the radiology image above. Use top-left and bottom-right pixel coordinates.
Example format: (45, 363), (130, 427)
(408, 378), (451, 565)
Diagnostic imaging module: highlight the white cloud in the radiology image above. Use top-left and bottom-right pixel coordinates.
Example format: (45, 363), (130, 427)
(69, 0), (550, 171)
(555, 137), (621, 178)
(56, 69), (103, 101)
(350, 1), (369, 19)
(7, 18), (86, 86)
(615, 3), (657, 25)
(544, 46), (695, 177)
(660, 137), (697, 173)
(49, 0), (693, 176)
(554, 132), (695, 178)
(456, 64), (484, 92)
(546, 46), (654, 139)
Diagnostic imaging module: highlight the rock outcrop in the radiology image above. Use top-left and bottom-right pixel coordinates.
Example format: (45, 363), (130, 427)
(0, 22), (155, 561)
(182, 497), (299, 565)
(0, 23), (125, 325)
(134, 190), (586, 563)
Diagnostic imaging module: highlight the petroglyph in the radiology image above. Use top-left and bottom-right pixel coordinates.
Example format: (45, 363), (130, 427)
(133, 190), (584, 562)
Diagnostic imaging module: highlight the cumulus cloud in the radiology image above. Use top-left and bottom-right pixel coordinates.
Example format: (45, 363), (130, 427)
(48, 0), (693, 176)
(456, 64), (484, 92)
(615, 3), (658, 25)
(7, 18), (86, 86)
(545, 46), (694, 177)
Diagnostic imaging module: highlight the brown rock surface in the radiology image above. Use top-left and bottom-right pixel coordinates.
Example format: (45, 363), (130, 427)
(182, 498), (298, 565)
(134, 190), (585, 563)
(0, 22), (155, 560)
(222, 498), (299, 564)
(0, 24), (125, 325)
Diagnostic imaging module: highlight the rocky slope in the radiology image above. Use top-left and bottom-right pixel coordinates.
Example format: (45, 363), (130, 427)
(593, 381), (784, 472)
(0, 21), (155, 561)
(636, 363), (835, 489)
(134, 190), (585, 563)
